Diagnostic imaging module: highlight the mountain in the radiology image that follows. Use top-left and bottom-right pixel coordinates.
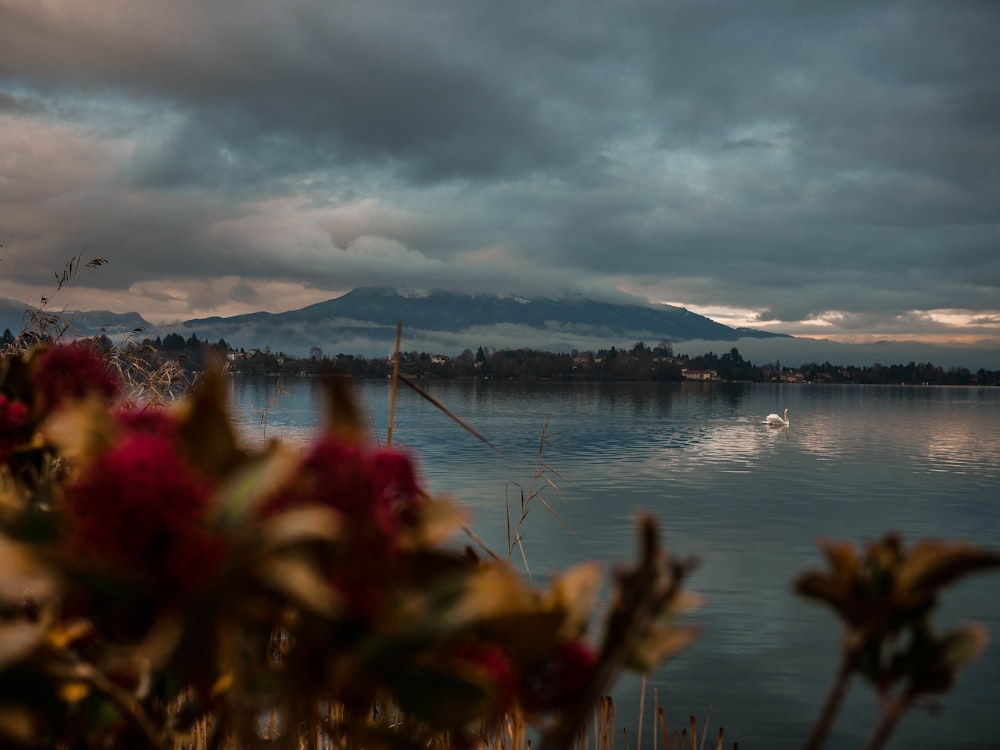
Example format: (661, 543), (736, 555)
(0, 298), (152, 340)
(5, 289), (998, 369)
(164, 286), (788, 356)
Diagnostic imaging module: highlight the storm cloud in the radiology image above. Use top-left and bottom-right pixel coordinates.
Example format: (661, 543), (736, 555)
(1, 0), (998, 358)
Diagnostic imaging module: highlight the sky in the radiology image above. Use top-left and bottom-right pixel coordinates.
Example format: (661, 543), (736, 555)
(1, 0), (999, 358)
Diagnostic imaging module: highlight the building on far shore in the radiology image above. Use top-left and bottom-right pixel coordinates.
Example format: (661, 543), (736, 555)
(681, 368), (718, 381)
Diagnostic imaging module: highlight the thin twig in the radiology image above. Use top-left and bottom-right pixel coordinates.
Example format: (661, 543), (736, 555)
(387, 320), (402, 448)
(861, 695), (912, 750)
(802, 638), (860, 750)
(397, 371), (497, 450)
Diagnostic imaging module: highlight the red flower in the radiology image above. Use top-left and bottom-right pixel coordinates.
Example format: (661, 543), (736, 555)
(455, 642), (518, 713)
(34, 342), (121, 411)
(258, 437), (397, 533)
(63, 433), (221, 597)
(0, 394), (30, 462)
(256, 437), (426, 618)
(521, 640), (599, 714)
(114, 405), (179, 440)
(370, 448), (423, 525)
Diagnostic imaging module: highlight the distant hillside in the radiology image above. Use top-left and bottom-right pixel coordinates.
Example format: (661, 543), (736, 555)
(164, 286), (788, 356)
(5, 289), (998, 370)
(0, 298), (151, 339)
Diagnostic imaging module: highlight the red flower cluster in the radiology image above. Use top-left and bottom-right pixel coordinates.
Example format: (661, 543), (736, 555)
(63, 430), (223, 598)
(521, 640), (600, 714)
(455, 642), (518, 714)
(0, 394), (30, 462)
(34, 342), (121, 411)
(114, 405), (179, 440)
(257, 436), (424, 616)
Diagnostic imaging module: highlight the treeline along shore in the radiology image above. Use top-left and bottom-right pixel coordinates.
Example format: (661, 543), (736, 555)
(15, 328), (993, 386)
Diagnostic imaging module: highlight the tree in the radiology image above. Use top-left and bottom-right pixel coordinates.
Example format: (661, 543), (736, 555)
(161, 333), (186, 351)
(654, 339), (673, 357)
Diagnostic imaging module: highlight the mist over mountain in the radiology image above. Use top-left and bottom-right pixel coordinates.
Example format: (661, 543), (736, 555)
(3, 288), (997, 370)
(164, 286), (786, 355)
(0, 298), (151, 340)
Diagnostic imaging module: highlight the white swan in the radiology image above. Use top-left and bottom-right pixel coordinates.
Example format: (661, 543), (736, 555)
(765, 408), (789, 427)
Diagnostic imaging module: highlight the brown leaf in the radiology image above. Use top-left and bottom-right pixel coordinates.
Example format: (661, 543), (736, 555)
(939, 622), (989, 671)
(321, 372), (367, 442)
(176, 363), (244, 477)
(897, 540), (1000, 595)
(0, 622), (43, 670)
(794, 570), (849, 610)
(0, 536), (56, 604)
(41, 397), (117, 466)
(442, 565), (537, 627)
(626, 623), (703, 671)
(0, 706), (37, 745)
(545, 561), (602, 639)
(399, 495), (468, 547)
(253, 556), (343, 618)
(255, 506), (345, 552)
(216, 444), (300, 522)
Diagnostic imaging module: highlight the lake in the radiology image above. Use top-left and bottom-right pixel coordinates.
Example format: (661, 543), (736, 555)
(228, 376), (1000, 749)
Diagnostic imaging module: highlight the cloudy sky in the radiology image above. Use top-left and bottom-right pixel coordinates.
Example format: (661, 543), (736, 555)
(1, 0), (998, 351)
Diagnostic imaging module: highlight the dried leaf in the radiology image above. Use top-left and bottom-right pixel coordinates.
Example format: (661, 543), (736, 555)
(401, 495), (468, 547)
(177, 364), (244, 477)
(216, 445), (300, 522)
(0, 622), (43, 670)
(794, 571), (849, 611)
(57, 682), (90, 704)
(443, 565), (536, 627)
(46, 619), (92, 650)
(0, 536), (56, 603)
(0, 706), (37, 744)
(255, 506), (345, 552)
(254, 556), (343, 618)
(626, 623), (703, 671)
(321, 372), (367, 442)
(41, 397), (117, 465)
(546, 561), (602, 639)
(211, 671), (234, 697)
(897, 540), (1000, 595)
(940, 623), (989, 671)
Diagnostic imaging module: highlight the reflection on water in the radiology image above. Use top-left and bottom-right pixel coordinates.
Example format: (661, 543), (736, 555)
(229, 378), (1000, 748)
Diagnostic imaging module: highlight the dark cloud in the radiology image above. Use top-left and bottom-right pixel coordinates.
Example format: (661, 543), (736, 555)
(0, 0), (998, 358)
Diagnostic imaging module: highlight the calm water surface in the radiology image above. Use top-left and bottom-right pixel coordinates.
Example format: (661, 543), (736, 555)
(229, 378), (1000, 749)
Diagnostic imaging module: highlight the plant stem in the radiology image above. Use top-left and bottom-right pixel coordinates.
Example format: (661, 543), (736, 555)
(862, 696), (910, 750)
(802, 638), (860, 750)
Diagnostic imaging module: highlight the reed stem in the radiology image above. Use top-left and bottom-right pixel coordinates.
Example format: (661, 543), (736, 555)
(802, 638), (860, 750)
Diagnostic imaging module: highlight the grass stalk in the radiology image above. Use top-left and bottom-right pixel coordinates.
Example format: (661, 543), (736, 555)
(386, 320), (402, 448)
(637, 673), (646, 750)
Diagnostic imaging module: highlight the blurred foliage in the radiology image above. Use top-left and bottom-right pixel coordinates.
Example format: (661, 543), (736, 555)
(0, 342), (702, 749)
(1, 338), (997, 750)
(797, 534), (1000, 750)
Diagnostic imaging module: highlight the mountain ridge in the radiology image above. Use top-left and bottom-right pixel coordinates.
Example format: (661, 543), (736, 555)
(171, 286), (788, 354)
(3, 287), (786, 355)
(5, 289), (1000, 370)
